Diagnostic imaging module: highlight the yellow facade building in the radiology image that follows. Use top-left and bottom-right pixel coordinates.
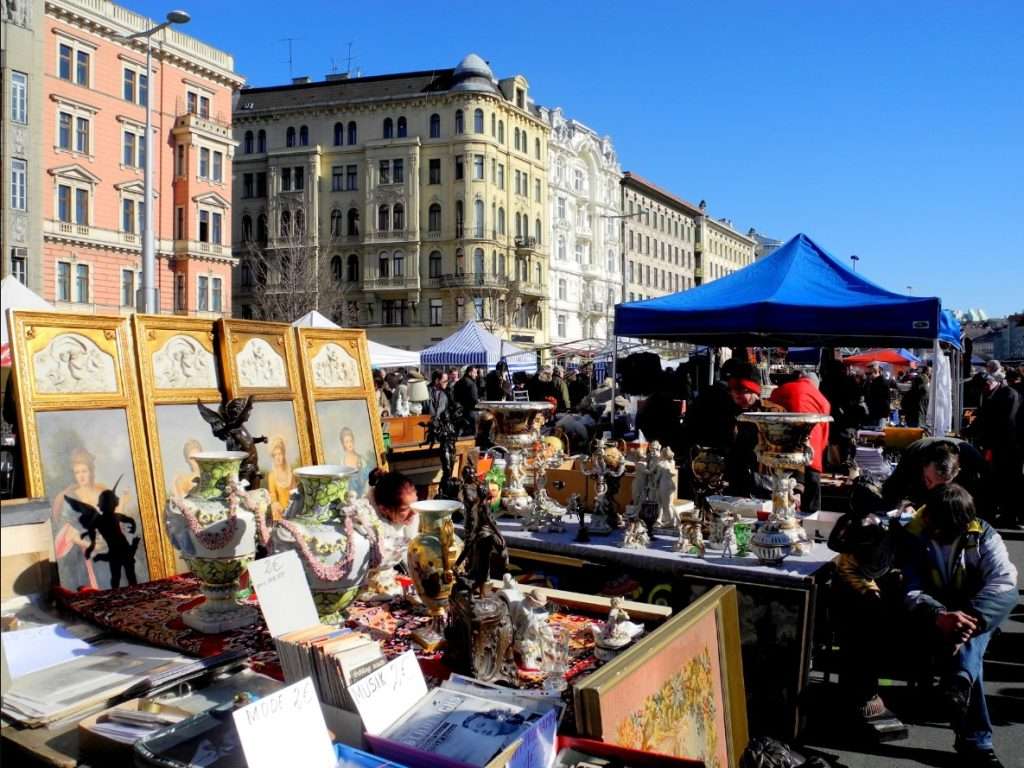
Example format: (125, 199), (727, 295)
(232, 54), (550, 351)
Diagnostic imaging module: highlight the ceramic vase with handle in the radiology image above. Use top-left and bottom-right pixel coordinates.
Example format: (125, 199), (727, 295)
(270, 465), (372, 623)
(164, 451), (270, 633)
(406, 499), (464, 650)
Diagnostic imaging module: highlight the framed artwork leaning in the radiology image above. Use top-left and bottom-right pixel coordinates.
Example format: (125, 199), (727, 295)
(294, 327), (387, 499)
(217, 319), (312, 517)
(132, 315), (224, 571)
(8, 311), (168, 588)
(573, 585), (747, 768)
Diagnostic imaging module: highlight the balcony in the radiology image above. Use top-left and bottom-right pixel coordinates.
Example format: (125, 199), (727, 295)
(363, 275), (420, 292)
(173, 108), (233, 142)
(435, 272), (509, 291)
(365, 229), (412, 242)
(174, 240), (232, 260)
(583, 301), (606, 316)
(514, 236), (539, 255)
(694, 240), (704, 253)
(512, 279), (546, 299)
(581, 262), (604, 280)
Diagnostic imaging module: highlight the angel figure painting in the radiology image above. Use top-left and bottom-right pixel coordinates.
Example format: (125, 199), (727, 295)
(39, 410), (149, 590)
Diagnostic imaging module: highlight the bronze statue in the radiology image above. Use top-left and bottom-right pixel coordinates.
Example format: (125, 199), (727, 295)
(197, 396), (267, 491)
(569, 493), (590, 543)
(423, 402), (463, 500)
(455, 468), (508, 597)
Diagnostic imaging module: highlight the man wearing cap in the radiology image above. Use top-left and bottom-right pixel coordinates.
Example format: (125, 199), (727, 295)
(725, 373), (783, 497)
(769, 371), (832, 513)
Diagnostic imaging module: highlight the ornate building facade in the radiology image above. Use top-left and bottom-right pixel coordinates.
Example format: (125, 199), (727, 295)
(3, 0), (242, 314)
(539, 107), (621, 344)
(232, 54), (551, 350)
(695, 207), (757, 285)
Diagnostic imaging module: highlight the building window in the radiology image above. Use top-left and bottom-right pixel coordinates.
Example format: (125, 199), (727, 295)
(513, 127), (520, 151)
(455, 202), (464, 238)
(331, 166), (343, 192)
(473, 200), (484, 238)
(174, 274), (186, 311)
(244, 130), (254, 153)
(11, 158), (27, 210)
(347, 121), (357, 144)
(429, 113), (440, 138)
(59, 44), (72, 80)
(392, 203), (404, 230)
(454, 109), (464, 134)
(557, 238), (565, 261)
(293, 166), (304, 190)
(378, 253), (389, 278)
(76, 49), (90, 85)
(558, 279), (566, 300)
(121, 269), (135, 307)
(575, 243), (583, 263)
(10, 247), (28, 284)
(473, 155), (484, 180)
(557, 197), (566, 220)
(535, 178), (541, 202)
(57, 184), (71, 221)
(199, 209), (210, 241)
(383, 118), (393, 139)
(557, 314), (566, 337)
(535, 137), (541, 159)
(347, 254), (359, 282)
(429, 250), (442, 278)
(397, 116), (407, 137)
(122, 198), (136, 233)
(199, 147), (210, 178)
(393, 251), (404, 277)
(212, 151), (223, 182)
(257, 129), (267, 152)
(11, 71), (27, 123)
(392, 159), (404, 184)
(123, 68), (136, 102)
(286, 126), (296, 147)
(428, 204), (442, 232)
(281, 167), (292, 191)
(212, 277), (222, 311)
(378, 205), (390, 232)
(347, 208), (359, 236)
(378, 160), (390, 185)
(75, 263), (89, 302)
(496, 163), (504, 190)
(212, 212), (222, 244)
(331, 255), (342, 282)
(498, 120), (504, 143)
(75, 188), (89, 224)
(123, 131), (137, 166)
(57, 261), (71, 301)
(198, 276), (209, 311)
(345, 165), (358, 191)
(75, 117), (89, 154)
(455, 155), (464, 180)
(497, 207), (506, 235)
(429, 298), (443, 326)
(298, 125), (309, 145)
(473, 108), (484, 133)
(242, 214), (253, 241)
(534, 219), (541, 243)
(428, 158), (441, 185)
(333, 122), (343, 146)
(329, 209), (342, 236)
(58, 112), (71, 149)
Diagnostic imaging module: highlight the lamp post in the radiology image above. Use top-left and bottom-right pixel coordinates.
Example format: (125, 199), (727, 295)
(850, 254), (860, 272)
(123, 10), (191, 314)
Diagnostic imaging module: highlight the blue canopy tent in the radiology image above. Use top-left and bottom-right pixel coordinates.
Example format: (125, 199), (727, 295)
(419, 321), (536, 373)
(615, 233), (960, 350)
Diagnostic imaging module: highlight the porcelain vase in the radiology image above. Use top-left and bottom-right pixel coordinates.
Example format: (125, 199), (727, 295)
(406, 499), (464, 649)
(164, 451), (269, 633)
(270, 465), (372, 624)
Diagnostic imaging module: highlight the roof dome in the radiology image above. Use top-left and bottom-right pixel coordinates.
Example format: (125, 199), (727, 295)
(451, 53), (498, 93)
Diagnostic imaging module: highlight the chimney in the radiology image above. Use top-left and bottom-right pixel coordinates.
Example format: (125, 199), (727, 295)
(292, 76), (311, 85)
(325, 73), (349, 81)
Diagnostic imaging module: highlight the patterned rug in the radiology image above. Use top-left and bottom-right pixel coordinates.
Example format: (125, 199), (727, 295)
(54, 575), (610, 686)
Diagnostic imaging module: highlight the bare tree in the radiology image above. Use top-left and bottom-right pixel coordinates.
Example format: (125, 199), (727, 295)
(241, 198), (358, 325)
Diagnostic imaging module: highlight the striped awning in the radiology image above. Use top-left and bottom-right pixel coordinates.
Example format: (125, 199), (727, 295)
(420, 321), (535, 373)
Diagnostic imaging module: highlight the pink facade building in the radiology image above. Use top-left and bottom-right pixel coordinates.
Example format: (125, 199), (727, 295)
(7, 0), (243, 315)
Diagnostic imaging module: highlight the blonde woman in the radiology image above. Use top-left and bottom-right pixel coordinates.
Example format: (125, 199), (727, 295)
(173, 439), (203, 498)
(339, 427), (367, 496)
(50, 448), (107, 588)
(266, 435), (296, 519)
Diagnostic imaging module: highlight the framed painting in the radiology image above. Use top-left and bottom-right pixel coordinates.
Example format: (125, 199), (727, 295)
(573, 585), (747, 768)
(217, 319), (312, 517)
(294, 327), (388, 499)
(132, 315), (225, 571)
(8, 311), (168, 588)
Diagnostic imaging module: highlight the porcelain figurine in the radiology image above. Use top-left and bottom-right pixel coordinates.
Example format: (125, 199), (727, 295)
(674, 508), (706, 558)
(513, 589), (552, 671)
(165, 451), (270, 633)
(568, 493), (590, 543)
(720, 510), (741, 559)
(271, 465), (373, 623)
(475, 401), (554, 517)
(622, 515), (650, 549)
(407, 499), (464, 650)
(591, 597), (644, 660)
(584, 441), (625, 534)
(655, 446), (681, 530)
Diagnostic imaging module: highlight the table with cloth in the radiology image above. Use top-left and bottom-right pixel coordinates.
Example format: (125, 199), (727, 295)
(490, 518), (836, 739)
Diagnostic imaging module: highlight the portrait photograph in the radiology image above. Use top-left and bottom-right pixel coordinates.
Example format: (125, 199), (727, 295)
(38, 408), (150, 591)
(315, 399), (378, 498)
(245, 399), (302, 516)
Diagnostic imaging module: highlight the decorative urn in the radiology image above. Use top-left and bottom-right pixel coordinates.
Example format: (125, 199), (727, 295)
(164, 451), (270, 633)
(476, 401), (553, 516)
(737, 412), (832, 564)
(406, 499), (464, 650)
(270, 465), (372, 623)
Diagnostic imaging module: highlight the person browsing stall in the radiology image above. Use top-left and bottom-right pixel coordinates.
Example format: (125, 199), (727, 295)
(769, 371), (831, 512)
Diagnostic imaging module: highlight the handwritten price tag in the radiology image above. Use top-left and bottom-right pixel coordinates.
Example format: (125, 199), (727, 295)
(349, 650), (427, 734)
(232, 677), (336, 768)
(248, 550), (319, 638)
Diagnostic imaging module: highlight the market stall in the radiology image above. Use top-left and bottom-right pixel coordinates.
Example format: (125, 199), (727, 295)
(419, 320), (537, 373)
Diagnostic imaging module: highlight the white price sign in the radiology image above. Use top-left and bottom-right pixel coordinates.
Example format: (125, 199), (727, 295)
(247, 550), (319, 638)
(232, 677), (335, 768)
(349, 650), (427, 735)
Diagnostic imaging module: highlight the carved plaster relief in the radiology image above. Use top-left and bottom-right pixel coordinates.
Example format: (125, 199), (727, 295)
(33, 332), (117, 394)
(235, 337), (286, 388)
(152, 334), (218, 389)
(311, 342), (361, 389)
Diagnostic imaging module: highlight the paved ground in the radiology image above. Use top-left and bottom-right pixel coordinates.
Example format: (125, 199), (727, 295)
(799, 528), (1024, 768)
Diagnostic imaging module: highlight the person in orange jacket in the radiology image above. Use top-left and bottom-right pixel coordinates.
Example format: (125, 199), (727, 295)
(769, 371), (831, 512)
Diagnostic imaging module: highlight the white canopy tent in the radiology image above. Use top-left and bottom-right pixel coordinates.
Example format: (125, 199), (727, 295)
(1, 276), (52, 366)
(291, 311), (421, 369)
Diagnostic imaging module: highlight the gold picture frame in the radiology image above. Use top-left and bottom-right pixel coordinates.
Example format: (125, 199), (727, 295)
(573, 585), (747, 768)
(217, 319), (312, 517)
(131, 314), (224, 571)
(294, 327), (388, 499)
(9, 310), (169, 586)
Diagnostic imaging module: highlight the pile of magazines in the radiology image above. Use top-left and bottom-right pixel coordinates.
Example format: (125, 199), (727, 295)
(275, 624), (385, 711)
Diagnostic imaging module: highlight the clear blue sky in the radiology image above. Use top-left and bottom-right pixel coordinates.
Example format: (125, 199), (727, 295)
(140, 0), (1023, 316)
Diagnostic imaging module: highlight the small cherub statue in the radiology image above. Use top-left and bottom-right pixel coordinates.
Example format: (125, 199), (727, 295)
(197, 396), (267, 492)
(720, 510), (740, 559)
(675, 510), (706, 558)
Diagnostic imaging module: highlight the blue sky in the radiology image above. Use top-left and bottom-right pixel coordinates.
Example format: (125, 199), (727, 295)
(140, 0), (1022, 315)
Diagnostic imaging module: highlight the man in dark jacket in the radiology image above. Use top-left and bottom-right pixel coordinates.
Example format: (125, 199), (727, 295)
(864, 363), (892, 427)
(882, 437), (992, 519)
(452, 366), (480, 435)
(974, 372), (1022, 527)
(899, 484), (1017, 767)
(485, 361), (511, 401)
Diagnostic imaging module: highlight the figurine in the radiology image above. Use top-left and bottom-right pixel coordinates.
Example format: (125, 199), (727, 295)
(591, 596), (644, 660)
(583, 441), (625, 534)
(655, 446), (681, 530)
(63, 476), (140, 588)
(675, 509), (706, 558)
(720, 510), (740, 559)
(391, 383), (410, 417)
(568, 494), (590, 543)
(513, 589), (551, 670)
(630, 442), (661, 535)
(197, 396), (267, 491)
(525, 440), (567, 532)
(455, 468), (508, 596)
(622, 515), (650, 549)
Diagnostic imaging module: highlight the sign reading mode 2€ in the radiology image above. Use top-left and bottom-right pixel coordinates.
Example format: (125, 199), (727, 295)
(232, 677), (336, 768)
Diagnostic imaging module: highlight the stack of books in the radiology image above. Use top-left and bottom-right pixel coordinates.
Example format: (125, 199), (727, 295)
(275, 625), (386, 711)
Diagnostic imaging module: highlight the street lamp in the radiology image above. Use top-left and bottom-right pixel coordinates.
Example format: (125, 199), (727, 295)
(122, 10), (191, 314)
(850, 254), (860, 272)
